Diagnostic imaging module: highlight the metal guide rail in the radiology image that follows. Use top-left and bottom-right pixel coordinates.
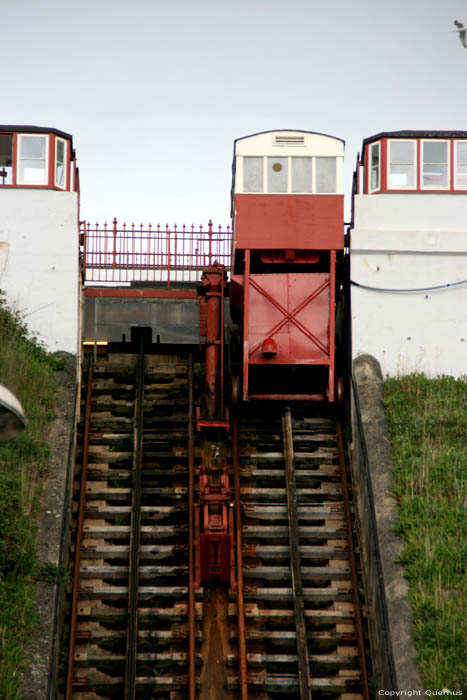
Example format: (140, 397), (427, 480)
(64, 353), (370, 699)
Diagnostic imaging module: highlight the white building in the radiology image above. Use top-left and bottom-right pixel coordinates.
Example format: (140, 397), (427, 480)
(0, 126), (80, 353)
(351, 130), (467, 378)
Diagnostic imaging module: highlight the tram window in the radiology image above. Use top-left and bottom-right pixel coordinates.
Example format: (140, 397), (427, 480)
(267, 157), (288, 193)
(292, 157), (313, 193)
(55, 138), (66, 188)
(0, 134), (13, 185)
(422, 141), (448, 188)
(243, 157), (263, 192)
(388, 140), (415, 188)
(316, 157), (336, 193)
(369, 142), (380, 191)
(455, 141), (467, 188)
(18, 134), (48, 185)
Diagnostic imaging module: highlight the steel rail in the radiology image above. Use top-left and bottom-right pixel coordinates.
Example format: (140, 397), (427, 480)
(188, 354), (196, 700)
(233, 419), (249, 699)
(125, 342), (145, 698)
(65, 355), (94, 700)
(336, 422), (370, 700)
(282, 407), (313, 700)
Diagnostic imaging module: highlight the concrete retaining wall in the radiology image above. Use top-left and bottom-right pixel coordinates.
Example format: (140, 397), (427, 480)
(20, 356), (78, 699)
(351, 354), (424, 692)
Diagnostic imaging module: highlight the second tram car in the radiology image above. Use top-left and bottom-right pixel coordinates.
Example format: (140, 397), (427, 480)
(229, 129), (346, 402)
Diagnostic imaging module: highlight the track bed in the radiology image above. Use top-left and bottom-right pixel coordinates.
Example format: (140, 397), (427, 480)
(66, 352), (198, 699)
(229, 405), (368, 699)
(64, 352), (369, 699)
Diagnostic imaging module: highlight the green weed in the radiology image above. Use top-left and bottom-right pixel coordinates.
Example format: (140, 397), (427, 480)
(0, 292), (60, 697)
(384, 374), (467, 690)
(36, 562), (69, 584)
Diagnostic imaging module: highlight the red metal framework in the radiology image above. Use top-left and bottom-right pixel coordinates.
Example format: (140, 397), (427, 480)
(194, 453), (231, 587)
(81, 219), (232, 284)
(199, 263), (227, 420)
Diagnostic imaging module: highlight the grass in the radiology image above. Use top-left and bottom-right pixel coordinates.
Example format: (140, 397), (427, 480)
(0, 292), (60, 699)
(384, 374), (467, 691)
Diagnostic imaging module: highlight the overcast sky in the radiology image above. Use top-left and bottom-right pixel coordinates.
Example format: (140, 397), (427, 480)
(3, 0), (467, 226)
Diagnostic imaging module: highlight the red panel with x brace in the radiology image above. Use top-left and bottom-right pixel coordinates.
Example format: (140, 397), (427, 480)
(247, 273), (331, 364)
(230, 250), (336, 400)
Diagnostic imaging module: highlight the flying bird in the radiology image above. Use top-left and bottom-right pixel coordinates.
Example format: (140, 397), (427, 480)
(453, 20), (467, 47)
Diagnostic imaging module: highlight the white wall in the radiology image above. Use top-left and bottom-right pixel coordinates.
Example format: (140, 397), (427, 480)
(0, 189), (79, 353)
(351, 194), (467, 378)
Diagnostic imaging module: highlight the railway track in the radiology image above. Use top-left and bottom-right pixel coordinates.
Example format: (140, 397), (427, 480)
(65, 351), (369, 699)
(229, 404), (370, 699)
(65, 350), (198, 699)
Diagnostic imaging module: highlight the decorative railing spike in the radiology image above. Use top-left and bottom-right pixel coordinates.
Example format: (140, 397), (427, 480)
(81, 219), (232, 284)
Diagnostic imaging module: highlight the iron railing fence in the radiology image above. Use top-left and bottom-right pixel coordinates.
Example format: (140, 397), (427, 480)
(81, 219), (232, 284)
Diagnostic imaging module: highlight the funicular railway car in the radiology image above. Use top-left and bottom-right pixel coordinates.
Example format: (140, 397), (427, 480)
(229, 129), (347, 402)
